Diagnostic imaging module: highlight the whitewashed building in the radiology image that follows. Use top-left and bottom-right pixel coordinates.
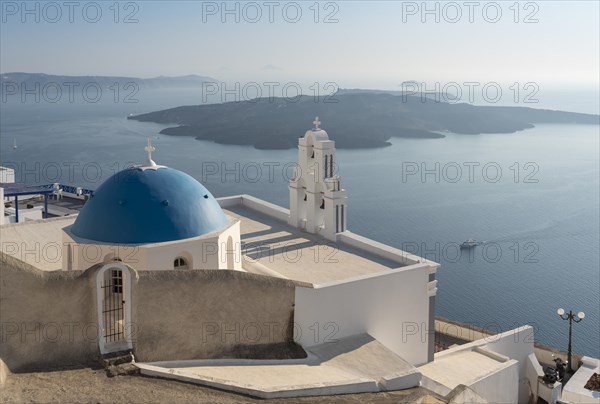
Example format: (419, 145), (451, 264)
(1, 119), (565, 401)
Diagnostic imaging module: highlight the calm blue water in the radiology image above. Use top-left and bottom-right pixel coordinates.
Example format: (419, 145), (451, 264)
(1, 91), (598, 357)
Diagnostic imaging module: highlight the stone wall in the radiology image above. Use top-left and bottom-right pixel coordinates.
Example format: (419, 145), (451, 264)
(1, 253), (301, 372)
(132, 269), (299, 362)
(0, 254), (97, 372)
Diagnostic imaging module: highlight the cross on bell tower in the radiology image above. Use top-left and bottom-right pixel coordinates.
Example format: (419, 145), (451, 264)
(313, 116), (321, 130)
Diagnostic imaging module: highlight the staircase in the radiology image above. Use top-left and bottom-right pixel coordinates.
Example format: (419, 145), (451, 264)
(99, 350), (139, 377)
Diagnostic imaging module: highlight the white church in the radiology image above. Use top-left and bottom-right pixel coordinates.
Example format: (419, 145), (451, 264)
(2, 118), (589, 403)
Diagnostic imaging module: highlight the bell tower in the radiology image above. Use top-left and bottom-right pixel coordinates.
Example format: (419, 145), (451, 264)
(289, 117), (347, 241)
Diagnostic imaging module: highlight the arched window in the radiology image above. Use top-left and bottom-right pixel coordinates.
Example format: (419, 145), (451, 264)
(174, 257), (188, 269)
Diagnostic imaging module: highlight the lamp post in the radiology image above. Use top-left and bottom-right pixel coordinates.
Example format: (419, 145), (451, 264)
(556, 308), (585, 374)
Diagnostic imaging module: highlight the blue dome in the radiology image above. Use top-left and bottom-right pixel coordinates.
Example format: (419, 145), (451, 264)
(71, 167), (228, 244)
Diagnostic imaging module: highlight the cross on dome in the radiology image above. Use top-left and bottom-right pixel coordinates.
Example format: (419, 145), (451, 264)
(145, 137), (155, 162)
(313, 116), (321, 130)
(140, 137), (165, 170)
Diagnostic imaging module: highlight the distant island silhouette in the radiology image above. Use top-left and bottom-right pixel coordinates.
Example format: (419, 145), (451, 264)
(128, 91), (599, 149)
(0, 72), (218, 89)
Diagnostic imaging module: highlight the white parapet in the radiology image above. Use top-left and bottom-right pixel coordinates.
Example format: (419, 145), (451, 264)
(294, 263), (433, 367)
(420, 325), (539, 403)
(561, 356), (600, 403)
(0, 166), (15, 184)
(0, 187), (4, 225)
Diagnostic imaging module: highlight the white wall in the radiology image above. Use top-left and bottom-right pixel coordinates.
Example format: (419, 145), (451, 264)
(435, 326), (537, 403)
(294, 263), (432, 366)
(240, 195), (289, 222)
(482, 326), (538, 403)
(0, 187), (44, 225)
(145, 235), (220, 270)
(525, 353), (544, 403)
(0, 187), (4, 224)
(469, 359), (519, 403)
(3, 206), (43, 223)
(218, 194), (290, 222)
(62, 219), (241, 272)
(0, 166), (15, 184)
(337, 232), (430, 268)
(62, 230), (146, 271)
(561, 356), (600, 404)
(216, 195), (242, 209)
(217, 220), (242, 270)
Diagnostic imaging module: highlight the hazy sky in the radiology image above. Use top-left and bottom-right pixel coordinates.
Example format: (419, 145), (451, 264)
(1, 1), (598, 90)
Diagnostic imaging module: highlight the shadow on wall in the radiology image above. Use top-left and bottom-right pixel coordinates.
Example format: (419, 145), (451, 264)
(0, 253), (305, 373)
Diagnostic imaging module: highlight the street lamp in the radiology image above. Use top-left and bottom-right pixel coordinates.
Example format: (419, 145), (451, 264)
(557, 308), (585, 373)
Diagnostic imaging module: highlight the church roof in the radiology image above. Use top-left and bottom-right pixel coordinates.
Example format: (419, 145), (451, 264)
(71, 140), (227, 244)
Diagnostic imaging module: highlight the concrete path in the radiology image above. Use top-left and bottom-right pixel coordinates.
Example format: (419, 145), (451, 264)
(137, 334), (421, 399)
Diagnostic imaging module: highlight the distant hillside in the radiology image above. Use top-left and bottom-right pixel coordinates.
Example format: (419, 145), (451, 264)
(128, 92), (599, 150)
(0, 72), (218, 89)
(336, 88), (459, 101)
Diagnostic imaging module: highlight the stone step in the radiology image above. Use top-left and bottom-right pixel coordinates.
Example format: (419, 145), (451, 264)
(106, 363), (140, 378)
(100, 350), (138, 377)
(99, 350), (134, 368)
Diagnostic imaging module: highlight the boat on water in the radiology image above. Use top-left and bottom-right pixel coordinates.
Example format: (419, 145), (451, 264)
(13, 137), (17, 149)
(460, 239), (480, 248)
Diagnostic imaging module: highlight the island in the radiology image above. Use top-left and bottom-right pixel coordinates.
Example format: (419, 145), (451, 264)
(128, 91), (599, 150)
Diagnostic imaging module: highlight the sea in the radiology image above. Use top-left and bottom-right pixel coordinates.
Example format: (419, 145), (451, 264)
(1, 88), (598, 358)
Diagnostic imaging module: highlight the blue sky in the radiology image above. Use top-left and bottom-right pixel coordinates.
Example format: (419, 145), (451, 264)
(1, 1), (598, 90)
